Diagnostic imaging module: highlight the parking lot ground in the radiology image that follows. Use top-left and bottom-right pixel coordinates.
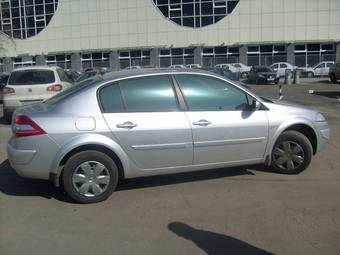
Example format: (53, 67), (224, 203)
(1, 80), (340, 255)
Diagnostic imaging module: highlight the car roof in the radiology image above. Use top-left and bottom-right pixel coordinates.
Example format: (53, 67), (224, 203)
(101, 68), (219, 81)
(12, 66), (60, 72)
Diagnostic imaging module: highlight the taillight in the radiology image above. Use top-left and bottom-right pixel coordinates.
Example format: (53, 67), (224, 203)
(47, 84), (63, 92)
(3, 87), (15, 94)
(14, 115), (46, 138)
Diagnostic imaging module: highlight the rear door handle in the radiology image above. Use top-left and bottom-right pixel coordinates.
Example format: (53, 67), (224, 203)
(116, 121), (138, 129)
(192, 119), (212, 126)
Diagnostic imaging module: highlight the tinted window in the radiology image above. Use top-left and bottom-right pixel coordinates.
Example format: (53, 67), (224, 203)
(99, 84), (125, 113)
(175, 74), (249, 111)
(8, 69), (55, 85)
(281, 64), (287, 68)
(326, 63), (334, 68)
(119, 75), (178, 112)
(272, 64), (279, 69)
(315, 64), (324, 69)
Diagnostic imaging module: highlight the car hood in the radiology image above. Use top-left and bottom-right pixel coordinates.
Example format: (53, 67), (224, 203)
(262, 99), (318, 121)
(258, 72), (276, 76)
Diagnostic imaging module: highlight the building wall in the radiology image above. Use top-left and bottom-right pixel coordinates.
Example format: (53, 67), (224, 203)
(2, 0), (340, 57)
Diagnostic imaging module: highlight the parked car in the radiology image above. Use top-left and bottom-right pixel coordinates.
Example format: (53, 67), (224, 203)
(75, 71), (99, 83)
(248, 66), (280, 84)
(3, 66), (73, 123)
(0, 73), (10, 103)
(7, 69), (329, 203)
(169, 65), (186, 69)
(215, 63), (237, 72)
(64, 69), (81, 82)
(302, 61), (334, 78)
(229, 63), (251, 78)
(329, 62), (340, 83)
(186, 64), (202, 69)
(270, 62), (296, 77)
(200, 67), (251, 89)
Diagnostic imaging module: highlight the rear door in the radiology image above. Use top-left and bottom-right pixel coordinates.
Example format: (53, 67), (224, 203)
(100, 75), (193, 170)
(325, 63), (334, 76)
(175, 74), (269, 165)
(6, 69), (57, 105)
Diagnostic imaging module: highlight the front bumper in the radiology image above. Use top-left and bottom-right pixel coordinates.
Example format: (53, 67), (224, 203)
(7, 135), (60, 180)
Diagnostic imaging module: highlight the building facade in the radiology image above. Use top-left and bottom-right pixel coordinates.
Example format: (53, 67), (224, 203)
(1, 0), (340, 71)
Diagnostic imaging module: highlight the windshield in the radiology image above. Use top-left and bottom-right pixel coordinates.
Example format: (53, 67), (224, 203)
(8, 70), (55, 85)
(44, 76), (102, 105)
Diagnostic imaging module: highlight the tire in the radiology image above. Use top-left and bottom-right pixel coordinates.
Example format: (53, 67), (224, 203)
(271, 131), (313, 174)
(330, 73), (337, 84)
(307, 72), (314, 78)
(62, 150), (119, 203)
(3, 110), (12, 124)
(274, 79), (280, 85)
(241, 72), (248, 79)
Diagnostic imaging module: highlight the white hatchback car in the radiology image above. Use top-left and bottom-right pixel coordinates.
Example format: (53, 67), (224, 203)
(3, 66), (73, 122)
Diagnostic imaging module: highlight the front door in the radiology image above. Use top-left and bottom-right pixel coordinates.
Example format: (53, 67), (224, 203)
(175, 74), (269, 165)
(100, 75), (193, 170)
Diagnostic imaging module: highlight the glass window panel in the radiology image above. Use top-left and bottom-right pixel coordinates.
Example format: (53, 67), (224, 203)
(120, 76), (178, 112)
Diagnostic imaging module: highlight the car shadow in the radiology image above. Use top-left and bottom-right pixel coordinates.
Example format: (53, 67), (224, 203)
(0, 158), (272, 203)
(313, 91), (340, 100)
(168, 222), (273, 255)
(0, 159), (73, 203)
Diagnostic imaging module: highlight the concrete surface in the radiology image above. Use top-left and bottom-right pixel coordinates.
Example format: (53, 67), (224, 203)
(0, 79), (340, 255)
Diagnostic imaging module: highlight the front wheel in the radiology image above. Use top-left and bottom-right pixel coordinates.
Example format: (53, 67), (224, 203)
(330, 73), (337, 84)
(271, 131), (313, 174)
(307, 72), (314, 78)
(62, 150), (119, 203)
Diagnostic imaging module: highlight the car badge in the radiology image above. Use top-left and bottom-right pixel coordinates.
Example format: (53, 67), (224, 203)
(28, 88), (32, 92)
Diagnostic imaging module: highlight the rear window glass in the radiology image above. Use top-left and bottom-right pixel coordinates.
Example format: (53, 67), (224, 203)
(8, 70), (55, 85)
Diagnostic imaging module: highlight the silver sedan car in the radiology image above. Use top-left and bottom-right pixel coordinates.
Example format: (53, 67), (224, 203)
(7, 69), (330, 203)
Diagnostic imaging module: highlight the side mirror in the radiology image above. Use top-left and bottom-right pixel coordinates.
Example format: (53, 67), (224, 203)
(250, 99), (261, 111)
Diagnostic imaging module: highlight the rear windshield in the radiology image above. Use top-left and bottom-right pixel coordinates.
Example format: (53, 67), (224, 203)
(8, 70), (55, 85)
(44, 76), (102, 105)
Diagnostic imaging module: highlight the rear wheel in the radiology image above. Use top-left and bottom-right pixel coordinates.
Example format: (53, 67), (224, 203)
(330, 73), (337, 84)
(62, 150), (119, 203)
(3, 110), (12, 124)
(271, 131), (313, 174)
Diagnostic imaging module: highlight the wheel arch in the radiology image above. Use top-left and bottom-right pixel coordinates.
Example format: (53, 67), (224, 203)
(49, 134), (131, 186)
(265, 120), (319, 165)
(283, 124), (317, 154)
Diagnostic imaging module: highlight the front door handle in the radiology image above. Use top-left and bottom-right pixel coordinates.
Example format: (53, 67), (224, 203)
(116, 121), (138, 129)
(192, 119), (212, 126)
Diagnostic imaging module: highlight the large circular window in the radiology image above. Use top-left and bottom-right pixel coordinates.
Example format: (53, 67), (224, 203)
(0, 0), (59, 40)
(153, 0), (239, 28)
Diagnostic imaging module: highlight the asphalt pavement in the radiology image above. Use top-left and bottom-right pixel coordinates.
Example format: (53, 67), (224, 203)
(0, 78), (340, 255)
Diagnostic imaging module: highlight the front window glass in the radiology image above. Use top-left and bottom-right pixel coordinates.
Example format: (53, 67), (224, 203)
(8, 70), (55, 85)
(119, 75), (178, 112)
(175, 74), (249, 111)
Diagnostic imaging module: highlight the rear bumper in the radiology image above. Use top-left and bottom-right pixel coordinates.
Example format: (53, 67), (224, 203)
(7, 135), (60, 180)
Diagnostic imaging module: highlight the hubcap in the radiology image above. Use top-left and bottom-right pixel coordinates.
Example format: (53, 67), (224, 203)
(273, 141), (305, 171)
(72, 161), (110, 197)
